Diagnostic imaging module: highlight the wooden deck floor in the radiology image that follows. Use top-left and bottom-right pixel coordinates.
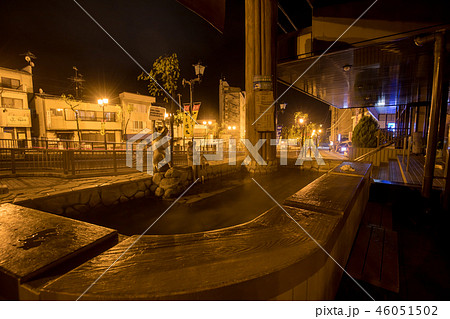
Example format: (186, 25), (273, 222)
(372, 160), (404, 184)
(397, 155), (445, 189)
(346, 202), (399, 293)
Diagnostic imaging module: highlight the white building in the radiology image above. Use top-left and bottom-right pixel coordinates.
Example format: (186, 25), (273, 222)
(32, 94), (122, 143)
(0, 66), (33, 145)
(119, 92), (156, 139)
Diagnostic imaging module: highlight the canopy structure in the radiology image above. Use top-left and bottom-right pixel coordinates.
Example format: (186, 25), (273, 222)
(277, 36), (438, 115)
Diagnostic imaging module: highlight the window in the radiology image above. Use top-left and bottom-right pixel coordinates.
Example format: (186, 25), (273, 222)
(1, 77), (21, 89)
(50, 108), (64, 117)
(65, 109), (77, 121)
(79, 110), (97, 121)
(1, 97), (23, 109)
(104, 112), (116, 122)
(133, 121), (145, 130)
(130, 103), (147, 113)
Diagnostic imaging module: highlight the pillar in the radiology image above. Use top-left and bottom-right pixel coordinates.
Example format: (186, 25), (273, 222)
(422, 32), (445, 198)
(245, 0), (277, 172)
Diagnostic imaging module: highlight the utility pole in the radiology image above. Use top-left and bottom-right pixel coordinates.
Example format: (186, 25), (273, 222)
(69, 66), (85, 99)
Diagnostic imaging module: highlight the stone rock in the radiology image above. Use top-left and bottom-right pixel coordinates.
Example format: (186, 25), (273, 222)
(64, 206), (77, 216)
(119, 195), (129, 203)
(165, 167), (182, 178)
(155, 187), (164, 197)
(72, 204), (89, 214)
(144, 189), (152, 197)
(120, 183), (139, 198)
(89, 190), (102, 208)
(149, 184), (158, 193)
(101, 187), (122, 206)
(163, 187), (181, 199)
(135, 191), (145, 199)
(136, 181), (147, 192)
(39, 198), (65, 215)
(152, 173), (165, 185)
(65, 192), (81, 207)
(159, 177), (181, 190)
(79, 190), (92, 205)
(143, 178), (152, 188)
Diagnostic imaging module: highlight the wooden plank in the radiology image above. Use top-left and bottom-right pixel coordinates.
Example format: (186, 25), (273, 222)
(391, 159), (406, 183)
(366, 202), (382, 227)
(41, 206), (343, 300)
(380, 204), (393, 230)
(346, 225), (371, 278)
(362, 226), (383, 285)
(0, 203), (118, 300)
(284, 174), (364, 216)
(380, 229), (399, 293)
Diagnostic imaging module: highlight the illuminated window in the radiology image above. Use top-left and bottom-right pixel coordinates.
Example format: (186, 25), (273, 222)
(50, 108), (63, 117)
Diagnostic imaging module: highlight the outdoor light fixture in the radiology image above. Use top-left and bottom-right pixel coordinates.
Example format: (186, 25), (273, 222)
(280, 103), (287, 111)
(203, 121), (207, 125)
(193, 62), (206, 78)
(208, 121), (212, 125)
(299, 118), (304, 124)
(228, 126), (232, 130)
(98, 98), (108, 105)
(232, 126), (236, 130)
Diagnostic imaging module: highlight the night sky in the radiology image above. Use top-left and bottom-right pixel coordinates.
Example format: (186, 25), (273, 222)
(0, 0), (329, 127)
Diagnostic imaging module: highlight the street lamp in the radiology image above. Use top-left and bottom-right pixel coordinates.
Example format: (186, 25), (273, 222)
(98, 98), (109, 149)
(182, 62), (205, 176)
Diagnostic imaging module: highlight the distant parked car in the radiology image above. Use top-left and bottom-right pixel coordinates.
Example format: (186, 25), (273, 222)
(317, 142), (329, 150)
(337, 141), (352, 154)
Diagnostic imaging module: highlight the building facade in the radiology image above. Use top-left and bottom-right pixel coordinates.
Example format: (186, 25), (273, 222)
(119, 92), (156, 139)
(219, 79), (246, 139)
(32, 94), (122, 143)
(0, 66), (33, 145)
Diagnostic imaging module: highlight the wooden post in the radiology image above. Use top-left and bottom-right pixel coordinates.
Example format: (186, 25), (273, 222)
(422, 33), (445, 198)
(63, 150), (68, 175)
(113, 143), (117, 174)
(406, 136), (411, 172)
(11, 149), (16, 175)
(70, 150), (76, 176)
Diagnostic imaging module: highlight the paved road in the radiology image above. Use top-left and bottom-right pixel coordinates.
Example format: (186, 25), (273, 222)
(78, 168), (324, 235)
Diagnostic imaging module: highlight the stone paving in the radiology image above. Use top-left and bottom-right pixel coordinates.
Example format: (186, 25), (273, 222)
(0, 172), (152, 205)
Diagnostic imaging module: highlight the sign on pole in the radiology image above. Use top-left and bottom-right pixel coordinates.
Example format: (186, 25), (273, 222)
(148, 105), (166, 121)
(183, 102), (201, 138)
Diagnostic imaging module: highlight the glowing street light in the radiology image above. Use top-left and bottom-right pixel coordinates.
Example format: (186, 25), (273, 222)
(97, 98), (109, 149)
(299, 118), (304, 124)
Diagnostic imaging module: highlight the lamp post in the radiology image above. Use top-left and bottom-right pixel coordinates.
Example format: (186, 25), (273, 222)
(182, 62), (205, 176)
(298, 118), (305, 147)
(98, 98), (108, 150)
(182, 62), (206, 121)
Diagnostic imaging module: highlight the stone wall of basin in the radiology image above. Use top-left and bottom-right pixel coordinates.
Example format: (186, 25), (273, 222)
(19, 167), (193, 217)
